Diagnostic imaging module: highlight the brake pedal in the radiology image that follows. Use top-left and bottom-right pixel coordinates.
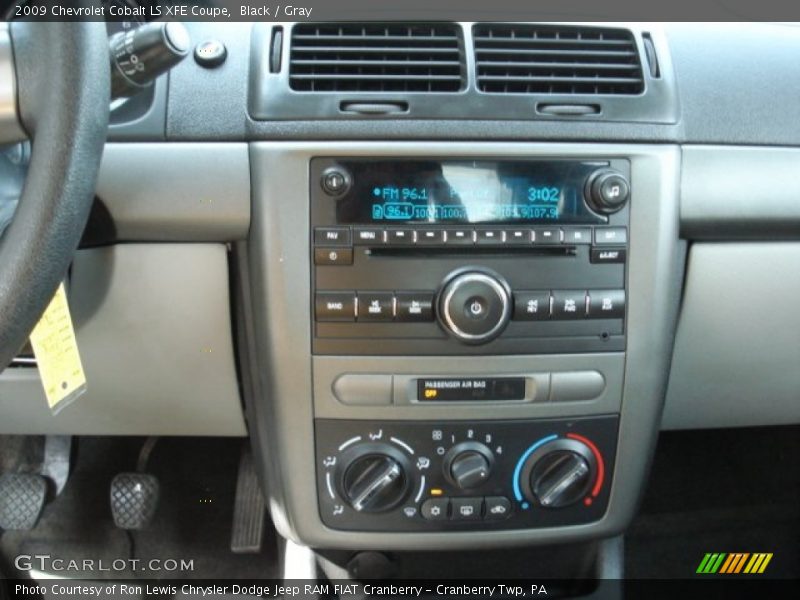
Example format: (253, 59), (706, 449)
(0, 473), (47, 530)
(110, 473), (159, 530)
(230, 447), (266, 554)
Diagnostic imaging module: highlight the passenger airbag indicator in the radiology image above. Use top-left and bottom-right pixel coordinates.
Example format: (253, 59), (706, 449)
(417, 377), (525, 402)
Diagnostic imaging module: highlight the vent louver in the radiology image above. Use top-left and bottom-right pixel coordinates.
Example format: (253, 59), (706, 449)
(474, 24), (644, 95)
(289, 23), (464, 93)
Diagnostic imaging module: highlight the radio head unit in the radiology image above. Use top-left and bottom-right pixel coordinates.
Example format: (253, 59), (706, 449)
(310, 157), (630, 356)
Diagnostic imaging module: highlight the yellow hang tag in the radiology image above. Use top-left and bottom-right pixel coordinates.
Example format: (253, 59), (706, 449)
(29, 283), (87, 414)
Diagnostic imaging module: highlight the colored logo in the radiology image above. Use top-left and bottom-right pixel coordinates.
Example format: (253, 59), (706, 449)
(696, 553), (773, 574)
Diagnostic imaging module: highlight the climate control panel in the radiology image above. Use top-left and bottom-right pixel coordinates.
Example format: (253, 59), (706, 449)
(315, 416), (617, 531)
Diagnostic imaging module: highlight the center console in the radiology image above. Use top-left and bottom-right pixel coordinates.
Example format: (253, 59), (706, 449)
(246, 142), (682, 550)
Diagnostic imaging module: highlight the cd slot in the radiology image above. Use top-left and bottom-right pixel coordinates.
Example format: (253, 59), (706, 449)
(367, 246), (576, 258)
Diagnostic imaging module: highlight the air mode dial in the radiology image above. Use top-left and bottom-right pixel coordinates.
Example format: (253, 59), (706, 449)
(340, 451), (410, 513)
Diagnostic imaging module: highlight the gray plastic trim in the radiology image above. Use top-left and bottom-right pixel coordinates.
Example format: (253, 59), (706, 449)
(96, 143), (250, 242)
(108, 74), (168, 141)
(250, 23), (678, 125)
(314, 355), (621, 420)
(0, 244), (247, 436)
(663, 243), (800, 430)
(247, 142), (682, 549)
(681, 146), (800, 240)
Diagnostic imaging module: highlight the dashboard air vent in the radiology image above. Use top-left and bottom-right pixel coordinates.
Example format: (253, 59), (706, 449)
(474, 24), (644, 95)
(289, 23), (464, 93)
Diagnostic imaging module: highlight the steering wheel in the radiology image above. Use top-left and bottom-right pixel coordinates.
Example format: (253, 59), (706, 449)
(0, 19), (109, 369)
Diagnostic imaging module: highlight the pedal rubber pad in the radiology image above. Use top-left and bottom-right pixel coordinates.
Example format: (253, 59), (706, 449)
(230, 449), (266, 553)
(110, 473), (159, 530)
(0, 473), (47, 530)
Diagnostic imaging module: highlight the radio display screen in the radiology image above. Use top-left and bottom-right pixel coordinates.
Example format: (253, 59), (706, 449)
(333, 159), (608, 225)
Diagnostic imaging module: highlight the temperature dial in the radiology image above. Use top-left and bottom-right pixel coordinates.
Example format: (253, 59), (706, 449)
(340, 449), (411, 513)
(518, 438), (598, 509)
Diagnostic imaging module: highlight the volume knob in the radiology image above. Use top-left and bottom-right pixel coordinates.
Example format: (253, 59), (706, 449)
(438, 270), (511, 344)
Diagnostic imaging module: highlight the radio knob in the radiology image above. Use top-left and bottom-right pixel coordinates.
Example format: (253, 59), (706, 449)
(586, 169), (630, 214)
(438, 270), (511, 344)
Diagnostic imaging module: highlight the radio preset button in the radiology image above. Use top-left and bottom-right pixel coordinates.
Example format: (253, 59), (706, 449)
(513, 291), (552, 321)
(476, 229), (505, 245)
(506, 229), (532, 245)
(417, 229), (446, 245)
(533, 228), (563, 245)
(594, 227), (628, 245)
(446, 229), (474, 245)
(563, 227), (592, 245)
(395, 292), (434, 322)
(590, 247), (626, 264)
(387, 229), (416, 245)
(354, 227), (385, 245)
(314, 227), (351, 246)
(552, 290), (588, 319)
(588, 289), (625, 319)
(315, 292), (356, 321)
(357, 292), (395, 322)
(314, 247), (353, 266)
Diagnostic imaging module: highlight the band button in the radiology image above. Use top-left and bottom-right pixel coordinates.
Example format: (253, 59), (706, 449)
(315, 292), (355, 321)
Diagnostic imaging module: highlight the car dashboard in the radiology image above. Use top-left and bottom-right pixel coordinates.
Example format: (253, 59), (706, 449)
(0, 21), (799, 556)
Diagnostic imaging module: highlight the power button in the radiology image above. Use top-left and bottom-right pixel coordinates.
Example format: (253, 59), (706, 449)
(438, 270), (512, 344)
(321, 167), (351, 196)
(466, 297), (489, 319)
